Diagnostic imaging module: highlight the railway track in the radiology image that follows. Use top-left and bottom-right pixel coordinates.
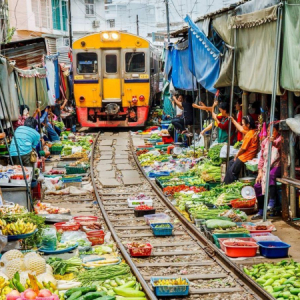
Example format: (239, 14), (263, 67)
(90, 131), (273, 300)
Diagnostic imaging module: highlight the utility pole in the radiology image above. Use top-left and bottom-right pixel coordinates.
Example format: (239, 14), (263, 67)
(136, 15), (139, 36)
(68, 0), (72, 48)
(164, 0), (170, 42)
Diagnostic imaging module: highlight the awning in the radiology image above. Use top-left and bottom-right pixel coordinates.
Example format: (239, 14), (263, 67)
(232, 0), (282, 95)
(280, 0), (300, 92)
(184, 15), (220, 94)
(171, 46), (197, 91)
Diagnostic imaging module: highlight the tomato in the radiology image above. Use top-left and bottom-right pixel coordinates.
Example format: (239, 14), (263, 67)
(135, 205), (154, 210)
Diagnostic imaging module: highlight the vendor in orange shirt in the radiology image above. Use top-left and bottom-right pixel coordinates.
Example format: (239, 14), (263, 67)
(224, 115), (259, 184)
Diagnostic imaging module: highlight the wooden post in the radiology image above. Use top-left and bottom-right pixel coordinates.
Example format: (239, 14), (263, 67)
(280, 93), (290, 221)
(242, 91), (248, 116)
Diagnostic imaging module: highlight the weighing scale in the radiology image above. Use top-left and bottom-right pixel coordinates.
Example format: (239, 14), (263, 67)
(241, 185), (256, 199)
(173, 142), (183, 155)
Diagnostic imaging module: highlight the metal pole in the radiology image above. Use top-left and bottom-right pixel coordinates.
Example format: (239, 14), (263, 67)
(288, 91), (296, 218)
(68, 0), (72, 47)
(226, 30), (237, 169)
(0, 93), (34, 210)
(263, 6), (282, 222)
(198, 83), (202, 132)
(136, 15), (139, 36)
(0, 119), (12, 164)
(165, 0), (170, 42)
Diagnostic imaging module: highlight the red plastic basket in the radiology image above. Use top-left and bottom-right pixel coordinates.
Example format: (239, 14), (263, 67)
(222, 240), (258, 258)
(86, 230), (105, 246)
(127, 243), (153, 257)
(162, 136), (174, 144)
(73, 216), (98, 224)
(218, 237), (256, 252)
(54, 222), (80, 232)
(230, 198), (256, 208)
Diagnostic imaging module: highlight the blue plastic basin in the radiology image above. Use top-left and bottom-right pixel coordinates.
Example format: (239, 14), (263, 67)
(257, 241), (291, 258)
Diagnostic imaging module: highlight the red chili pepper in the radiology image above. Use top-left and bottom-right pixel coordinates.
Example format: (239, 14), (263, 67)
(135, 205), (154, 210)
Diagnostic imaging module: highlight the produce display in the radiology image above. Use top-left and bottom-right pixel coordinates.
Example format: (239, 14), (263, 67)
(153, 278), (188, 286)
(0, 219), (36, 235)
(244, 260), (300, 299)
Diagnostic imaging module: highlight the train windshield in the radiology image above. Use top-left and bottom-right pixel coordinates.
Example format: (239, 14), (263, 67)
(125, 52), (145, 73)
(77, 53), (98, 74)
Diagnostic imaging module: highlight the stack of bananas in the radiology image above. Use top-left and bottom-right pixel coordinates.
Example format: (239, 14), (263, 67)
(25, 279), (58, 294)
(0, 219), (36, 235)
(153, 278), (188, 286)
(0, 276), (12, 300)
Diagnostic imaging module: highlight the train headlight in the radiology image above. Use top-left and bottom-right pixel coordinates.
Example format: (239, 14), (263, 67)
(139, 95), (145, 101)
(102, 33), (109, 40)
(111, 32), (119, 40)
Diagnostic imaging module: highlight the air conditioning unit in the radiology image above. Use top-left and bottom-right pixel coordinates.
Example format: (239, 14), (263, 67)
(93, 20), (100, 28)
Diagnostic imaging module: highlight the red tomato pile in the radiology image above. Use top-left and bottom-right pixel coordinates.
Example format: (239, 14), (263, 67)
(163, 185), (207, 196)
(135, 205), (154, 210)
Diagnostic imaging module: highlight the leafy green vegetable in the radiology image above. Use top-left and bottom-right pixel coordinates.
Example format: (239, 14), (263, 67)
(207, 144), (224, 166)
(205, 219), (236, 229)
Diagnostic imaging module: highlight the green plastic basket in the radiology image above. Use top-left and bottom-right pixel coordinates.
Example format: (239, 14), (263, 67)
(245, 162), (258, 172)
(155, 144), (172, 149)
(50, 145), (63, 155)
(66, 165), (89, 175)
(212, 233), (251, 248)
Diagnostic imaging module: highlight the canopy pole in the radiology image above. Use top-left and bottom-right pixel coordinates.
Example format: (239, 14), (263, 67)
(34, 76), (43, 151)
(263, 5), (283, 222)
(189, 27), (196, 157)
(226, 29), (237, 170)
(198, 83), (202, 132)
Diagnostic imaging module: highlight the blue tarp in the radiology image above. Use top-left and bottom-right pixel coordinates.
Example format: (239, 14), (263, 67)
(164, 49), (173, 81)
(171, 47), (196, 91)
(184, 15), (221, 94)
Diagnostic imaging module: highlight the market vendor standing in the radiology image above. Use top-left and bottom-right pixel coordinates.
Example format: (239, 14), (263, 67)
(224, 115), (258, 184)
(171, 95), (193, 132)
(9, 117), (40, 168)
(252, 123), (281, 220)
(235, 99), (243, 141)
(200, 101), (234, 144)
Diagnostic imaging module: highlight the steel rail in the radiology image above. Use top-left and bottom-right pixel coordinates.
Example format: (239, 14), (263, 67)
(90, 132), (157, 300)
(130, 136), (274, 300)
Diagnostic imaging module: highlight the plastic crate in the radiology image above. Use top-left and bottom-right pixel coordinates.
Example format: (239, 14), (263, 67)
(127, 198), (153, 208)
(148, 171), (172, 178)
(155, 144), (172, 149)
(151, 277), (189, 297)
(127, 243), (153, 257)
(144, 213), (170, 225)
(231, 198), (256, 208)
(222, 240), (258, 258)
(66, 165), (89, 175)
(50, 146), (63, 155)
(218, 237), (256, 252)
(212, 233), (251, 248)
(150, 223), (173, 236)
(54, 222), (80, 232)
(134, 208), (156, 217)
(258, 241), (290, 258)
(62, 176), (82, 183)
(73, 216), (98, 224)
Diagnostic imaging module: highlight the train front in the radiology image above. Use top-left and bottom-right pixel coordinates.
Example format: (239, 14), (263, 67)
(73, 31), (151, 127)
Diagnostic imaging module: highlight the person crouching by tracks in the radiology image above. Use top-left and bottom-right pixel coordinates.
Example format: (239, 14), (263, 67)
(9, 117), (41, 168)
(171, 95), (193, 132)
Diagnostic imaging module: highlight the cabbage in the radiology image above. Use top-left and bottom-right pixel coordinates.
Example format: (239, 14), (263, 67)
(205, 219), (236, 229)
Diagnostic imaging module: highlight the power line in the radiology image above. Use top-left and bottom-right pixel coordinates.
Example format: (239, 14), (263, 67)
(169, 0), (183, 20)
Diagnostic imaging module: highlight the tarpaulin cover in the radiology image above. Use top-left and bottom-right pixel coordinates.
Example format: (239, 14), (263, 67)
(0, 58), (14, 121)
(164, 48), (173, 81)
(232, 1), (281, 95)
(212, 12), (237, 88)
(184, 15), (220, 94)
(45, 54), (60, 104)
(17, 68), (49, 114)
(171, 47), (197, 91)
(8, 67), (20, 121)
(280, 0), (300, 92)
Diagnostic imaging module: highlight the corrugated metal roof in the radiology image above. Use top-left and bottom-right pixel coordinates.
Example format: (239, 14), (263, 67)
(45, 37), (57, 55)
(58, 46), (71, 65)
(0, 37), (46, 69)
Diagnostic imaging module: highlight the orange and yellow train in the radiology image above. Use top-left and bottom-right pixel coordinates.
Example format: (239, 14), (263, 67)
(73, 31), (161, 127)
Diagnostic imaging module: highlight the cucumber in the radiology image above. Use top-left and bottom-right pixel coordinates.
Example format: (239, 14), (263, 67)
(68, 291), (82, 300)
(98, 297), (116, 300)
(65, 287), (97, 297)
(83, 292), (107, 300)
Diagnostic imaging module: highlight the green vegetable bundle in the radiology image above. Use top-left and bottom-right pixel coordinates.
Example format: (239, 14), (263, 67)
(205, 219), (236, 229)
(207, 144), (224, 166)
(47, 256), (82, 275)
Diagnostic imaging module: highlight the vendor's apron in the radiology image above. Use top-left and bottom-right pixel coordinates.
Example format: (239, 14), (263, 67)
(217, 118), (229, 143)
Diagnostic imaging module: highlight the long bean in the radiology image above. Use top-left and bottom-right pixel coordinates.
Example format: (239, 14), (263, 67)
(77, 263), (131, 285)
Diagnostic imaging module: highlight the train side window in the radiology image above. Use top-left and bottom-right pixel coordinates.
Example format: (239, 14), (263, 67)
(105, 55), (117, 73)
(77, 53), (98, 74)
(125, 52), (145, 73)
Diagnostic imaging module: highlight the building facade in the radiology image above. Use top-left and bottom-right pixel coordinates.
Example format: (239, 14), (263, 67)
(71, 0), (105, 41)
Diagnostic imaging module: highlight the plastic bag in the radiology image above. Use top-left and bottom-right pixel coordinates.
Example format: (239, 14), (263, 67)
(220, 145), (239, 158)
(41, 228), (57, 250)
(61, 231), (91, 250)
(286, 118), (300, 134)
